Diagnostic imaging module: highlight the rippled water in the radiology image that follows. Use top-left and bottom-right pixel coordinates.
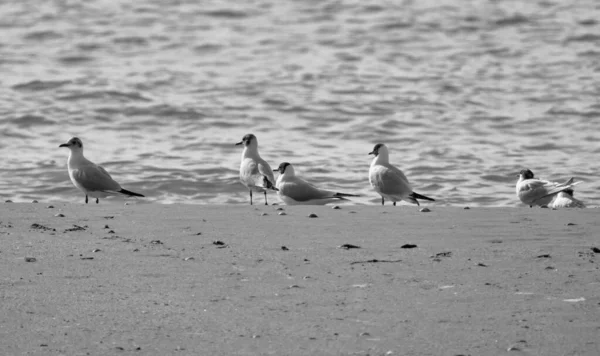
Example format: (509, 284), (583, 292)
(1, 0), (600, 206)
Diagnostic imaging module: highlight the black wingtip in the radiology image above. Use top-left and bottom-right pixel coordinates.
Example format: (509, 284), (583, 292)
(262, 176), (278, 191)
(334, 192), (360, 198)
(410, 192), (435, 202)
(119, 189), (144, 197)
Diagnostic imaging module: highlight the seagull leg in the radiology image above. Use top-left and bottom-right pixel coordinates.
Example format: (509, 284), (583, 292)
(96, 198), (99, 204)
(393, 202), (396, 206)
(381, 197), (384, 206)
(85, 195), (88, 204)
(264, 191), (268, 205)
(250, 190), (253, 205)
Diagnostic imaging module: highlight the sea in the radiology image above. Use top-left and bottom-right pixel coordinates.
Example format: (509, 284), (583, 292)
(1, 0), (599, 207)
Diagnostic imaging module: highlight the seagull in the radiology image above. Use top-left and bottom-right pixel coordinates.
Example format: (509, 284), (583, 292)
(273, 162), (360, 205)
(368, 143), (435, 206)
(59, 137), (144, 204)
(236, 133), (278, 205)
(549, 189), (586, 209)
(516, 169), (581, 207)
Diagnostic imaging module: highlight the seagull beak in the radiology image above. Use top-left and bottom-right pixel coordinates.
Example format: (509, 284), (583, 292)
(368, 151), (374, 155)
(235, 141), (243, 146)
(59, 143), (69, 148)
(273, 168), (279, 172)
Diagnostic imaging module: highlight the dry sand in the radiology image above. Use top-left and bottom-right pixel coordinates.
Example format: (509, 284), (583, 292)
(1, 202), (599, 356)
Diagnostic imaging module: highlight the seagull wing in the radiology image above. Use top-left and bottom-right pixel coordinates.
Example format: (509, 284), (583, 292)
(256, 158), (276, 187)
(373, 165), (412, 196)
(279, 177), (335, 202)
(71, 164), (121, 192)
(519, 179), (573, 202)
(240, 158), (276, 189)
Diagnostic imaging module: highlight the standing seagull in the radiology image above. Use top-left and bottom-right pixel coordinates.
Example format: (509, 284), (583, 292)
(274, 162), (359, 205)
(368, 143), (435, 206)
(59, 137), (144, 204)
(516, 169), (581, 207)
(236, 133), (278, 205)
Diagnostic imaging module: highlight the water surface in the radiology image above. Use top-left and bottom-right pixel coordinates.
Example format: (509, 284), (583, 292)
(1, 0), (599, 206)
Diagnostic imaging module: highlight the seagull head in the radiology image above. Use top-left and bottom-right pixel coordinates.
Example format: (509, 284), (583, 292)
(273, 162), (294, 176)
(235, 133), (257, 148)
(59, 137), (83, 151)
(518, 169), (534, 180)
(369, 143), (387, 157)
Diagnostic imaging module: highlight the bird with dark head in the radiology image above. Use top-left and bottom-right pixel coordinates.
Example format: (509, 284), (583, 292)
(516, 168), (581, 207)
(368, 143), (435, 206)
(59, 137), (144, 204)
(236, 133), (277, 205)
(273, 162), (359, 205)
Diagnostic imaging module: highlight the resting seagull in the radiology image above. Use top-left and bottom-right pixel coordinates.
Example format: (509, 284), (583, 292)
(236, 133), (277, 205)
(274, 162), (359, 205)
(549, 189), (586, 209)
(368, 143), (435, 206)
(59, 137), (144, 204)
(516, 169), (581, 207)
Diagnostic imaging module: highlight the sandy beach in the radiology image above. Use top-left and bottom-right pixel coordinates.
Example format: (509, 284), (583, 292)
(1, 202), (599, 355)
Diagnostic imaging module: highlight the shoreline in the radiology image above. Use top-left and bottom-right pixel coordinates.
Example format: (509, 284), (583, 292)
(1, 204), (598, 355)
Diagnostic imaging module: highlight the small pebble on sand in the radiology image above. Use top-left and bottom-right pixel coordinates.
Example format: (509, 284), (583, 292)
(47, 205), (54, 208)
(32, 200), (38, 203)
(5, 200), (13, 203)
(55, 213), (65, 217)
(332, 205), (340, 209)
(25, 257), (37, 262)
(464, 206), (470, 210)
(308, 213), (318, 218)
(92, 249), (101, 253)
(276, 207), (284, 211)
(261, 212), (268, 216)
(420, 207), (431, 212)
(278, 212), (287, 216)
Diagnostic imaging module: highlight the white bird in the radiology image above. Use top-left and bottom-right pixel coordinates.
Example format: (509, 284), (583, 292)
(368, 143), (435, 206)
(59, 137), (144, 204)
(549, 189), (586, 209)
(236, 133), (278, 205)
(516, 169), (581, 207)
(273, 162), (359, 205)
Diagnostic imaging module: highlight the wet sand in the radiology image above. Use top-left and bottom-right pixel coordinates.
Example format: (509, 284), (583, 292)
(1, 203), (599, 355)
